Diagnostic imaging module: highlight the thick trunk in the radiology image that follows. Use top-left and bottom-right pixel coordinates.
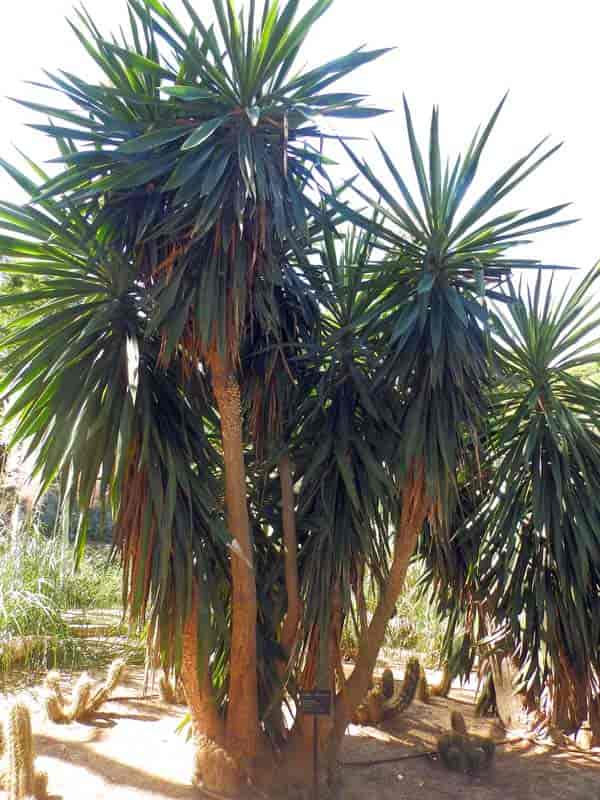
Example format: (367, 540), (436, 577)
(211, 358), (259, 769)
(279, 454), (301, 655)
(180, 588), (225, 744)
(549, 657), (590, 733)
(490, 654), (528, 730)
(278, 592), (343, 796)
(337, 468), (428, 739)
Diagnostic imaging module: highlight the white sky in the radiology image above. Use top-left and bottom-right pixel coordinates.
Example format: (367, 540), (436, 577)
(0, 0), (598, 287)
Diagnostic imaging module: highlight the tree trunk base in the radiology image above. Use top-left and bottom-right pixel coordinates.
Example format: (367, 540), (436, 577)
(192, 736), (248, 796)
(491, 655), (528, 730)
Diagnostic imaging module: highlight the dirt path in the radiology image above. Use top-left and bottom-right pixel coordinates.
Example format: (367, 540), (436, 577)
(339, 688), (600, 800)
(1, 667), (599, 799)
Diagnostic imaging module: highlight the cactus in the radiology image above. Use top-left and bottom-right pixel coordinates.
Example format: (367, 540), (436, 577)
(87, 658), (126, 714)
(43, 672), (64, 705)
(353, 657), (422, 725)
(417, 665), (430, 702)
(43, 694), (68, 725)
(33, 771), (48, 800)
(437, 711), (496, 774)
(381, 667), (395, 699)
(43, 659), (127, 724)
(7, 701), (35, 799)
(382, 657), (420, 718)
(65, 674), (95, 721)
(0, 702), (49, 799)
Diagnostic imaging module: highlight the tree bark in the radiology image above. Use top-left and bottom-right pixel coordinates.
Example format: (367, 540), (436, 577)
(180, 587), (225, 744)
(280, 454), (301, 656)
(211, 357), (259, 769)
(490, 653), (528, 730)
(336, 467), (428, 739)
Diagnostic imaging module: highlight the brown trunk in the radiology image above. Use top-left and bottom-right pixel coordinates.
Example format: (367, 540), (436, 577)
(211, 357), (259, 768)
(338, 467), (428, 739)
(356, 564), (368, 636)
(278, 592), (343, 796)
(280, 454), (301, 655)
(549, 656), (590, 732)
(180, 587), (225, 744)
(490, 654), (528, 730)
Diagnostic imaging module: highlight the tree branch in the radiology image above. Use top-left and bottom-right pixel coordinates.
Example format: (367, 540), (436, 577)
(336, 466), (428, 737)
(280, 454), (302, 655)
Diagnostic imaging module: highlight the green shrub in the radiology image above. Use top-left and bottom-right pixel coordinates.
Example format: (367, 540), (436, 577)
(0, 524), (121, 640)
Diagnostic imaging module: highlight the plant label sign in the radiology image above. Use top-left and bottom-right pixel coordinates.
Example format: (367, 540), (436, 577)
(300, 690), (332, 716)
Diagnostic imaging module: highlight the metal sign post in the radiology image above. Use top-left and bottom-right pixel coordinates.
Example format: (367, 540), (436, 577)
(300, 690), (332, 800)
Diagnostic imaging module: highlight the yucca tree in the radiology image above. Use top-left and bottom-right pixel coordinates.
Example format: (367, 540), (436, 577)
(0, 3), (576, 794)
(335, 97), (574, 716)
(0, 0), (387, 791)
(473, 267), (600, 733)
(292, 224), (401, 746)
(418, 268), (600, 736)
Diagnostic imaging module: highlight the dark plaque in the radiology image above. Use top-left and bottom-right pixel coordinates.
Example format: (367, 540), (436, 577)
(300, 690), (332, 716)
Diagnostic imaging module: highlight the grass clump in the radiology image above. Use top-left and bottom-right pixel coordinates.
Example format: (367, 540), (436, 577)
(0, 524), (122, 638)
(0, 520), (128, 678)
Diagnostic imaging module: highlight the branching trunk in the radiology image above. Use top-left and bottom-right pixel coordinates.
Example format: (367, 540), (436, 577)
(280, 454), (301, 656)
(337, 467), (428, 739)
(211, 357), (259, 768)
(355, 564), (368, 637)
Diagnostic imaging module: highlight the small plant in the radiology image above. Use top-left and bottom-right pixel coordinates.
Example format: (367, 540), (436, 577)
(352, 657), (422, 726)
(0, 701), (49, 799)
(417, 664), (430, 703)
(43, 658), (126, 723)
(381, 667), (395, 699)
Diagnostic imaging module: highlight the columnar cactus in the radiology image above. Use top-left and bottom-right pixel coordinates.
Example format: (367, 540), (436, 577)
(352, 658), (422, 726)
(65, 674), (95, 721)
(43, 672), (64, 705)
(7, 701), (35, 800)
(44, 659), (127, 723)
(417, 664), (430, 702)
(87, 658), (126, 714)
(0, 702), (49, 799)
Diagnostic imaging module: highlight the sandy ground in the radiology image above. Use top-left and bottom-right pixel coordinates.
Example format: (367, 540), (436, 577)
(1, 666), (599, 800)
